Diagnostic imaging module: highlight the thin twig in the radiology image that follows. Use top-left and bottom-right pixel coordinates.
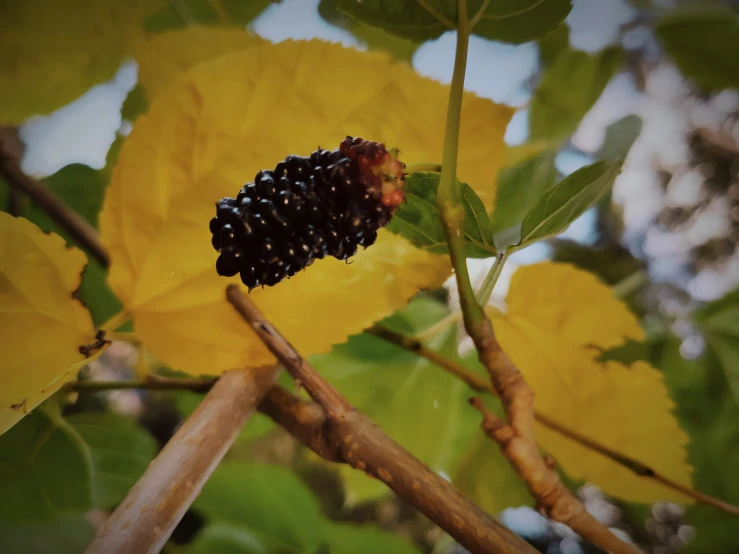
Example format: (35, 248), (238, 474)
(83, 366), (280, 554)
(67, 367), (739, 518)
(433, 3), (641, 550)
(0, 128), (109, 267)
(415, 0), (456, 30)
(368, 326), (739, 518)
(226, 284), (352, 420)
(225, 286), (536, 554)
(471, 322), (640, 554)
(67, 375), (216, 394)
(469, 397), (640, 554)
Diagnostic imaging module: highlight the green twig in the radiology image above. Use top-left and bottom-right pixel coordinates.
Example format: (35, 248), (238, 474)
(66, 375), (217, 394)
(475, 248), (510, 305)
(612, 269), (649, 299)
(437, 0), (484, 333)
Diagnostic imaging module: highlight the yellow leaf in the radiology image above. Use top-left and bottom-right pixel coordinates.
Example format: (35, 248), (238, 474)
(488, 261), (692, 504)
(0, 0), (164, 124)
(0, 213), (98, 435)
(102, 40), (512, 374)
(134, 26), (264, 99)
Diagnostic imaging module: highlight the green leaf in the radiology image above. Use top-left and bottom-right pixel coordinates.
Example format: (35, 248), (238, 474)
(388, 172), (497, 258)
(595, 115), (643, 161)
(22, 156), (122, 326)
(322, 522), (421, 554)
(695, 287), (739, 407)
(187, 523), (268, 554)
(143, 0), (272, 32)
(516, 160), (622, 249)
(491, 147), (557, 244)
(121, 83), (149, 123)
(312, 297), (480, 501)
(656, 3), (739, 92)
(530, 46), (623, 143)
(454, 433), (532, 516)
(318, 0), (418, 62)
(193, 462), (323, 553)
(175, 391), (274, 443)
(0, 515), (95, 554)
(472, 0), (573, 44)
(67, 412), (157, 509)
(336, 0), (572, 44)
(0, 408), (93, 523)
(659, 338), (739, 554)
(538, 23), (569, 67)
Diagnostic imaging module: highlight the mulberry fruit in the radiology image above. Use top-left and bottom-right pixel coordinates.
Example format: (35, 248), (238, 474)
(209, 136), (406, 289)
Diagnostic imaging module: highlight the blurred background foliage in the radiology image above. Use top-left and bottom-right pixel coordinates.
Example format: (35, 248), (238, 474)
(1, 0), (738, 553)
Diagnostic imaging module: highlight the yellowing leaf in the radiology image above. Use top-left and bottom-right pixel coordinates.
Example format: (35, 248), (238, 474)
(101, 40), (514, 374)
(0, 0), (165, 124)
(488, 261), (692, 504)
(0, 213), (98, 435)
(133, 26), (264, 99)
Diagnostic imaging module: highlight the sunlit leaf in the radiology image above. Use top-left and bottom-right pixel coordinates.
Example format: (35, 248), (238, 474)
(0, 213), (98, 435)
(656, 3), (739, 92)
(516, 160), (622, 248)
(101, 40), (511, 375)
(24, 161), (122, 326)
(134, 26), (264, 99)
(336, 0), (572, 44)
(388, 172), (497, 258)
(67, 412), (157, 509)
(193, 462), (323, 553)
(530, 46), (623, 143)
(0, 0), (165, 124)
(486, 262), (693, 504)
(313, 297), (479, 502)
(0, 407), (93, 523)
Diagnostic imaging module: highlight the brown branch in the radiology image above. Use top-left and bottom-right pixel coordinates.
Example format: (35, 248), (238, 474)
(83, 366), (280, 554)
(226, 285), (353, 419)
(226, 285), (537, 554)
(468, 318), (640, 554)
(369, 325), (739, 517)
(0, 127), (109, 267)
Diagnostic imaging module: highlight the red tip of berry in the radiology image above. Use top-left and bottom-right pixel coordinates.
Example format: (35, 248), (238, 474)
(340, 136), (406, 209)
